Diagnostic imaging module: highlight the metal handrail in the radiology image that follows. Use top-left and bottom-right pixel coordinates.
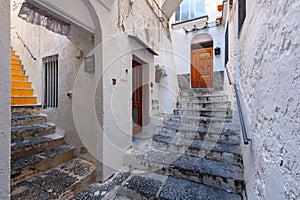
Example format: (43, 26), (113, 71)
(16, 32), (37, 60)
(234, 83), (251, 145)
(225, 65), (232, 85)
(225, 64), (250, 145)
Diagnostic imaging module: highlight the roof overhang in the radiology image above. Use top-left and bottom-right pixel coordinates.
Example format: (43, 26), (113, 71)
(26, 0), (96, 34)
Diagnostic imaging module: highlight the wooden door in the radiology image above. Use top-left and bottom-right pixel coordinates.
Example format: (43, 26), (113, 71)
(132, 60), (143, 135)
(191, 44), (213, 88)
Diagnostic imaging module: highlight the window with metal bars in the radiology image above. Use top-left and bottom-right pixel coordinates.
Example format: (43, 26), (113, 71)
(238, 0), (246, 34)
(43, 55), (58, 108)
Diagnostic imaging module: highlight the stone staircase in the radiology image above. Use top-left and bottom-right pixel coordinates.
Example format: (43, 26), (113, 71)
(73, 89), (245, 200)
(10, 48), (37, 105)
(10, 105), (96, 200)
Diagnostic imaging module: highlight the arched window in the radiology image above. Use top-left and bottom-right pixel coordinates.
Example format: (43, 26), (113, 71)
(175, 0), (206, 23)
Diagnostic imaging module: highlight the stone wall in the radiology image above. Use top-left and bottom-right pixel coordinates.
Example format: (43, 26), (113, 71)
(177, 72), (224, 91)
(0, 0), (11, 199)
(231, 0), (300, 199)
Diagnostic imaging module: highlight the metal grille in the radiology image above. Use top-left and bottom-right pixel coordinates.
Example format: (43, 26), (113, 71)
(44, 55), (58, 108)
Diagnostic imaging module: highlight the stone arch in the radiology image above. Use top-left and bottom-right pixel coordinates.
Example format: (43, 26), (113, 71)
(191, 33), (213, 45)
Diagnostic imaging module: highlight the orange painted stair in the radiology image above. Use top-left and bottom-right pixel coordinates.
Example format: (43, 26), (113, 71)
(10, 48), (37, 105)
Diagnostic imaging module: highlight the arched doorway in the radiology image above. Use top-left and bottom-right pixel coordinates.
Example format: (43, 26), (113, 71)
(191, 35), (213, 88)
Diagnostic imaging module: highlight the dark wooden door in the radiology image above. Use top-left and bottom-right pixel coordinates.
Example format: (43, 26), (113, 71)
(191, 43), (213, 88)
(132, 60), (143, 135)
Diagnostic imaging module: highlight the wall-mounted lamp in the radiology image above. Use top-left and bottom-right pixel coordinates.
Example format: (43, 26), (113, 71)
(214, 47), (221, 55)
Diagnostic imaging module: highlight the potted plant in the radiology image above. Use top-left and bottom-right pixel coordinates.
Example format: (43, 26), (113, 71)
(216, 15), (222, 24)
(155, 64), (167, 83)
(217, 4), (223, 12)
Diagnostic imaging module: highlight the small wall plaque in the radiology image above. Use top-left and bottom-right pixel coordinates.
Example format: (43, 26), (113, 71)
(84, 55), (95, 73)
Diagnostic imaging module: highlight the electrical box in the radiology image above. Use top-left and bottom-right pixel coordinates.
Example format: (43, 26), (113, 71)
(84, 55), (95, 73)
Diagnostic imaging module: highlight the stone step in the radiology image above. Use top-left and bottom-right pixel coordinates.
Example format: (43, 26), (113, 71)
(11, 96), (37, 105)
(11, 158), (96, 200)
(11, 74), (29, 81)
(11, 105), (41, 116)
(73, 172), (131, 200)
(11, 145), (75, 186)
(11, 81), (32, 89)
(11, 69), (25, 76)
(178, 94), (228, 102)
(11, 131), (65, 162)
(11, 59), (22, 65)
(177, 101), (231, 109)
(152, 131), (242, 166)
(179, 90), (226, 97)
(174, 108), (232, 118)
(117, 171), (242, 200)
(166, 115), (232, 127)
(11, 88), (34, 97)
(11, 64), (23, 70)
(11, 55), (19, 60)
(161, 124), (240, 145)
(11, 114), (47, 127)
(11, 123), (56, 140)
(130, 151), (244, 194)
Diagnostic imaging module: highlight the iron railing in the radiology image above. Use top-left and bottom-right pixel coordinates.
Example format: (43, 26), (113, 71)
(16, 32), (37, 60)
(225, 66), (250, 145)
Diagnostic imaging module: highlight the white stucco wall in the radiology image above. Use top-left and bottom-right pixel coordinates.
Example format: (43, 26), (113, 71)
(230, 0), (300, 199)
(171, 26), (225, 74)
(0, 0), (11, 199)
(89, 0), (179, 180)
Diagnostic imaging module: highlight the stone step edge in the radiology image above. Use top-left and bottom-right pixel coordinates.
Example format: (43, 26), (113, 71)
(11, 158), (96, 199)
(128, 151), (244, 193)
(115, 171), (242, 200)
(11, 113), (47, 121)
(161, 125), (239, 136)
(11, 123), (55, 138)
(152, 135), (242, 166)
(73, 171), (131, 200)
(11, 131), (65, 161)
(11, 145), (75, 186)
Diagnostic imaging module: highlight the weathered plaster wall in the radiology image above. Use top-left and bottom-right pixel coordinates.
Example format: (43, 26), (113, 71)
(0, 0), (11, 199)
(89, 0), (179, 180)
(231, 0), (300, 199)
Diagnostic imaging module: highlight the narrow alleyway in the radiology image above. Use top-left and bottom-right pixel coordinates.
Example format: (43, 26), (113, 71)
(74, 88), (245, 200)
